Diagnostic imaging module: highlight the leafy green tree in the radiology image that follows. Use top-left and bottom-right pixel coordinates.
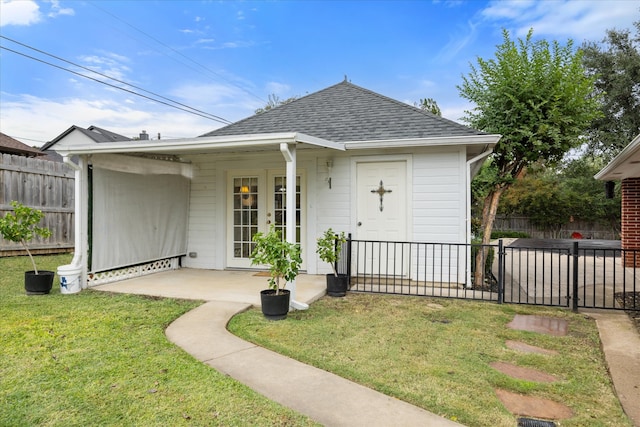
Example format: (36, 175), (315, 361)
(255, 93), (298, 114)
(582, 20), (640, 158)
(498, 156), (621, 236)
(458, 29), (601, 285)
(414, 97), (442, 116)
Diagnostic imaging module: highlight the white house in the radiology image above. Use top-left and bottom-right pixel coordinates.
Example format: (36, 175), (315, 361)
(43, 80), (500, 293)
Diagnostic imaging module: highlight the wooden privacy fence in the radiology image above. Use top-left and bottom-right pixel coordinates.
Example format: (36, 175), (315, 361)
(494, 215), (619, 240)
(1, 153), (75, 256)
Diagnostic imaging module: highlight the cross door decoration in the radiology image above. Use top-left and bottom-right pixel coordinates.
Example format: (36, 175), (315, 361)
(371, 180), (392, 212)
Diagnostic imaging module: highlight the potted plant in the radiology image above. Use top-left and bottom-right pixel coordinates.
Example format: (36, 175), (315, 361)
(316, 228), (348, 297)
(250, 225), (302, 320)
(0, 201), (53, 294)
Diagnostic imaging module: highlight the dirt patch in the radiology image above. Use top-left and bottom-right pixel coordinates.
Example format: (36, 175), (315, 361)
(495, 389), (573, 420)
(507, 315), (568, 336)
(506, 340), (559, 356)
(491, 361), (558, 383)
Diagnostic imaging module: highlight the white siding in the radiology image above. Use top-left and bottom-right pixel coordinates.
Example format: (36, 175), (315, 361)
(182, 154), (218, 269)
(412, 148), (465, 243)
(181, 147), (470, 276)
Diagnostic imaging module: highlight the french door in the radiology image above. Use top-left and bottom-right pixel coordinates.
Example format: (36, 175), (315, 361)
(227, 170), (305, 269)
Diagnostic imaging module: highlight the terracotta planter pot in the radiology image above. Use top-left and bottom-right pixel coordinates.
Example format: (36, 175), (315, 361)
(25, 270), (55, 295)
(260, 289), (291, 320)
(326, 273), (349, 297)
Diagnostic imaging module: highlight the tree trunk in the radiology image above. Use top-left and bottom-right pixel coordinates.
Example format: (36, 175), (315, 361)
(473, 188), (504, 287)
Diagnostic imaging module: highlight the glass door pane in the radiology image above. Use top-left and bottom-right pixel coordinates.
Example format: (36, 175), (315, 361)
(232, 176), (258, 259)
(272, 175), (301, 243)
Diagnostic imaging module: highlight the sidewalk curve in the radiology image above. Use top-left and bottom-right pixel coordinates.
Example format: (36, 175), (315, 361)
(166, 300), (462, 427)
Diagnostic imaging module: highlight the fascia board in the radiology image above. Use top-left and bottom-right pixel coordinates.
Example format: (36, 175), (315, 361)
(53, 132), (345, 155)
(594, 134), (640, 181)
(344, 134), (501, 150)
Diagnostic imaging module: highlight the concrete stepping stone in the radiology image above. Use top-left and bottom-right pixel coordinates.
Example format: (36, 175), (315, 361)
(507, 315), (568, 336)
(495, 389), (573, 420)
(490, 361), (558, 383)
(506, 340), (559, 356)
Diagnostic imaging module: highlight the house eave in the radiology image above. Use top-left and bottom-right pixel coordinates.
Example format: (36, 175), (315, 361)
(343, 134), (501, 150)
(53, 132), (345, 156)
(595, 134), (640, 181)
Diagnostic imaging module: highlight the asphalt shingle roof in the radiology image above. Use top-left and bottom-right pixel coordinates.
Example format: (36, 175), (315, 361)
(42, 125), (131, 151)
(0, 132), (44, 157)
(202, 80), (484, 142)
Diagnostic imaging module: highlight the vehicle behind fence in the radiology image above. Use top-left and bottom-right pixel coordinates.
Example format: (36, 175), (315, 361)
(337, 235), (639, 311)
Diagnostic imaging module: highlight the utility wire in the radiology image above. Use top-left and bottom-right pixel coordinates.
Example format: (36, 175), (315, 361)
(0, 35), (232, 125)
(89, 2), (267, 104)
(0, 45), (231, 125)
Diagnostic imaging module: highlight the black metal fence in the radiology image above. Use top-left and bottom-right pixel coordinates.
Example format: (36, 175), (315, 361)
(337, 236), (639, 311)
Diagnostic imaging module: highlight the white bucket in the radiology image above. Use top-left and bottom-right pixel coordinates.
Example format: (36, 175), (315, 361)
(57, 264), (82, 294)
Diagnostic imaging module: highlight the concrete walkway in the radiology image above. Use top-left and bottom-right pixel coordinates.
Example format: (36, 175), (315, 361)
(165, 300), (461, 427)
(95, 269), (640, 426)
(96, 270), (461, 426)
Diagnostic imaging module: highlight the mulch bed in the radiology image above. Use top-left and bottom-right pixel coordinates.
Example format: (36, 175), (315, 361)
(614, 292), (640, 334)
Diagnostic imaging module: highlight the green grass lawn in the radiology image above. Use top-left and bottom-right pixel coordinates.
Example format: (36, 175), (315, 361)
(229, 293), (632, 427)
(1, 255), (318, 426)
(2, 255), (632, 426)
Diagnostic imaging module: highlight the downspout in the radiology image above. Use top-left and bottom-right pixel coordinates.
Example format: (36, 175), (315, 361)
(280, 142), (309, 311)
(59, 154), (85, 291)
(465, 147), (492, 289)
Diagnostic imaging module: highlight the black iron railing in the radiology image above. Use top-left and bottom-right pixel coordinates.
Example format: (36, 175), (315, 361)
(336, 235), (640, 311)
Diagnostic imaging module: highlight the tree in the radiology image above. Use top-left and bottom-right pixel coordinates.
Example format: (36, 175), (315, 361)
(414, 97), (442, 116)
(254, 93), (298, 114)
(582, 20), (640, 159)
(458, 29), (601, 286)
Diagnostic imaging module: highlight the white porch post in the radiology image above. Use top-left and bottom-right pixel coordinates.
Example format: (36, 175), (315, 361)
(280, 143), (309, 310)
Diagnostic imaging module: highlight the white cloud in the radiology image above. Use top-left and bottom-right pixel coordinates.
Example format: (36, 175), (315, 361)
(265, 82), (291, 96)
(0, 0), (41, 27)
(0, 93), (230, 146)
(435, 20), (479, 63)
(77, 53), (131, 81)
(482, 0), (639, 41)
(47, 0), (74, 18)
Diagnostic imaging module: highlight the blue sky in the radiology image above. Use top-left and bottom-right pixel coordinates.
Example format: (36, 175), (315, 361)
(1, 0), (638, 146)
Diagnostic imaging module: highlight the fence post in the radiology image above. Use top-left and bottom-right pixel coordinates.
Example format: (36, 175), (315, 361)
(497, 239), (504, 304)
(572, 241), (579, 312)
(346, 233), (352, 287)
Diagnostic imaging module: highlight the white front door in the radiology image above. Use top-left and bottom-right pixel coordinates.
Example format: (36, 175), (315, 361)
(356, 161), (408, 274)
(227, 170), (305, 269)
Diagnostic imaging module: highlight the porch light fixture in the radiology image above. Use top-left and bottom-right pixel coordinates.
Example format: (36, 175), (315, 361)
(240, 185), (253, 207)
(326, 160), (333, 189)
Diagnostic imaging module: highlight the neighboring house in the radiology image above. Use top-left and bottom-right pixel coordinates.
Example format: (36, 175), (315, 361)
(595, 133), (640, 266)
(0, 132), (45, 157)
(43, 80), (500, 290)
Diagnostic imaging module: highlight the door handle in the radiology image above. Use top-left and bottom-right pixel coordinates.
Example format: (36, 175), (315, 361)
(357, 221), (362, 226)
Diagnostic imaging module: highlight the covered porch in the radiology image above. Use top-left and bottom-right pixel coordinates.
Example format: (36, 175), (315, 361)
(92, 269), (328, 306)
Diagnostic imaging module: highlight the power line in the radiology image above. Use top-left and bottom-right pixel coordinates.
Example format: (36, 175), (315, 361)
(0, 45), (232, 125)
(0, 35), (232, 125)
(89, 2), (267, 104)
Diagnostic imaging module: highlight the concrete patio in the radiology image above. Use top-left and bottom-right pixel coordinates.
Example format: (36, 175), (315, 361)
(93, 268), (328, 306)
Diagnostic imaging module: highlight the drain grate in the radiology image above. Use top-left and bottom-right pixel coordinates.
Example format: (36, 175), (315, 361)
(517, 418), (556, 427)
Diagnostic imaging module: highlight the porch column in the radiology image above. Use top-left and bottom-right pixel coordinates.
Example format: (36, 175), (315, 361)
(280, 143), (309, 310)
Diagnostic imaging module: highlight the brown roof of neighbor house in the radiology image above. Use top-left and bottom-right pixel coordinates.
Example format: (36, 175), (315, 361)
(0, 132), (45, 157)
(202, 80), (486, 142)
